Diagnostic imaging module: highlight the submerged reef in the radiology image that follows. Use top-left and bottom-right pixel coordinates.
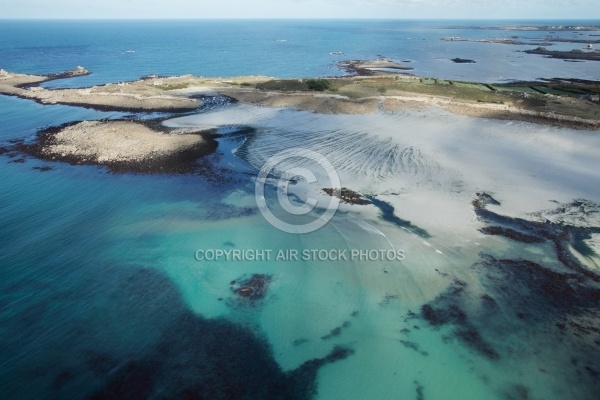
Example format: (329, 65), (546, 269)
(40, 268), (353, 400)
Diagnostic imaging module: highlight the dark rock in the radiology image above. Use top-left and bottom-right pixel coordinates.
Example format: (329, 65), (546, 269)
(524, 47), (600, 61)
(451, 58), (476, 63)
(322, 187), (371, 205)
(230, 274), (273, 301)
(32, 165), (53, 172)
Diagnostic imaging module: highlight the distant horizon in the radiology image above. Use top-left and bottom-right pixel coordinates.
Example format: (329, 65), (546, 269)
(3, 0), (598, 20)
(1, 17), (600, 21)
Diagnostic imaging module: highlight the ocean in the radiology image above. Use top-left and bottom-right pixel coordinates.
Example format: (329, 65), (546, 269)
(2, 19), (600, 85)
(1, 19), (600, 400)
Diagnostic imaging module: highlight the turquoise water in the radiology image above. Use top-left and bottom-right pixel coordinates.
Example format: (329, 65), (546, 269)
(2, 20), (600, 400)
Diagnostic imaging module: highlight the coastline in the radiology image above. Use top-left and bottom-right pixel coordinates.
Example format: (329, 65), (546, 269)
(1, 66), (599, 130)
(0, 69), (202, 113)
(1, 64), (599, 173)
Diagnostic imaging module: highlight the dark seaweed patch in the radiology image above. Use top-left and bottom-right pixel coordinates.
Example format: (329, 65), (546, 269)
(420, 279), (499, 360)
(477, 256), (600, 312)
(230, 274), (273, 302)
(204, 203), (256, 221)
(454, 327), (499, 360)
(86, 361), (156, 400)
(380, 294), (399, 306)
(473, 193), (600, 282)
(367, 196), (431, 238)
(572, 230), (597, 258)
(503, 384), (530, 400)
(70, 268), (354, 400)
(415, 380), (425, 400)
(321, 321), (351, 340)
(479, 226), (545, 243)
(399, 340), (429, 356)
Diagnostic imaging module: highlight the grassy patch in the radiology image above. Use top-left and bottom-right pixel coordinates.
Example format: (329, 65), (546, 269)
(522, 96), (548, 108)
(154, 83), (191, 90)
(306, 79), (331, 91)
(256, 79), (310, 92)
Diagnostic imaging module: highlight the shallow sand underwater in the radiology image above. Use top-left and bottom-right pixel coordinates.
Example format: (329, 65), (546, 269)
(156, 103), (600, 399)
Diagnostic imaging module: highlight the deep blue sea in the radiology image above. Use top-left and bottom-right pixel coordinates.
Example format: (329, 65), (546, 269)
(1, 19), (600, 86)
(1, 20), (600, 400)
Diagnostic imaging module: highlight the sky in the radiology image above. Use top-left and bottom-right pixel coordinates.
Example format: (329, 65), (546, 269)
(2, 0), (598, 20)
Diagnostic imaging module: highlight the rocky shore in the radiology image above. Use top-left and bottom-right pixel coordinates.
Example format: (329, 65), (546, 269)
(524, 47), (600, 61)
(337, 58), (413, 76)
(19, 120), (215, 173)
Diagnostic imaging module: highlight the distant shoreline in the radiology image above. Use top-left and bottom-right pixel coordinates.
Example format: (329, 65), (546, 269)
(2, 65), (599, 130)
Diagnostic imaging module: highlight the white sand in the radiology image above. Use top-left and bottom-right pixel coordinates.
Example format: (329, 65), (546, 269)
(166, 103), (600, 236)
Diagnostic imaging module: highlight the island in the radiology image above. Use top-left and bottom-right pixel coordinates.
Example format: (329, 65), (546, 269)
(524, 47), (600, 62)
(19, 120), (213, 173)
(1, 62), (599, 172)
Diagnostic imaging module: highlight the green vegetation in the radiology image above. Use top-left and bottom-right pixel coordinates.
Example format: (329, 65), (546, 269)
(256, 79), (310, 92)
(306, 79), (331, 91)
(242, 74), (598, 123)
(522, 96), (548, 108)
(153, 82), (191, 90)
(255, 78), (335, 92)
